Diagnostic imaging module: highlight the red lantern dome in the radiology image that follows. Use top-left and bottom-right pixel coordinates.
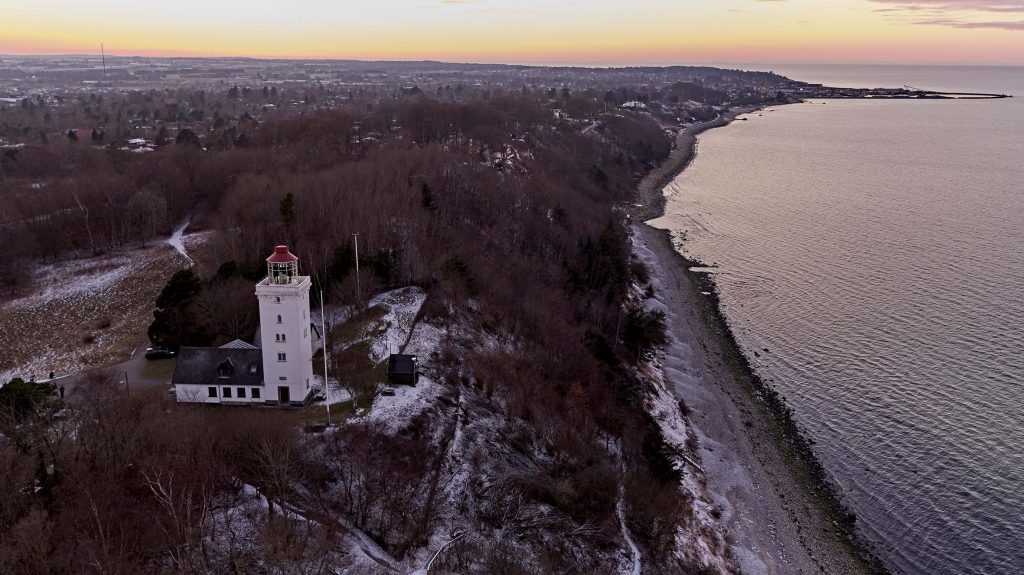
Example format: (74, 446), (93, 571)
(267, 245), (298, 263)
(266, 245), (299, 284)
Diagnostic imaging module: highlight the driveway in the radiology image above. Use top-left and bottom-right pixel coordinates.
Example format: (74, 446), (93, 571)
(54, 340), (174, 403)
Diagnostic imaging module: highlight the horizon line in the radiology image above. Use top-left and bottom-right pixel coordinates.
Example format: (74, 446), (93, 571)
(1, 53), (1022, 69)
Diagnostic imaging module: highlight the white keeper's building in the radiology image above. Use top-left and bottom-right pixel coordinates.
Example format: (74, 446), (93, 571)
(172, 245), (317, 406)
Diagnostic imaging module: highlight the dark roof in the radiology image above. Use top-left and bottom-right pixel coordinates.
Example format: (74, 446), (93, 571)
(172, 347), (264, 387)
(267, 245), (298, 263)
(388, 354), (417, 374)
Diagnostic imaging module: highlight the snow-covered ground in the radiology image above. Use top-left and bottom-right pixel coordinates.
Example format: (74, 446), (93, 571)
(358, 374), (439, 435)
(334, 286), (452, 434)
(631, 233), (734, 572)
(617, 482), (644, 575)
(0, 229), (211, 385)
(310, 373), (352, 406)
(363, 287), (429, 362)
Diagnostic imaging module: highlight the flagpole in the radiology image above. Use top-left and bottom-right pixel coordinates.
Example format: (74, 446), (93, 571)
(321, 288), (330, 427)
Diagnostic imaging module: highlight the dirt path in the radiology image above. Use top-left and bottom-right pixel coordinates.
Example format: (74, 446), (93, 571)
(634, 223), (868, 575)
(166, 219), (194, 266)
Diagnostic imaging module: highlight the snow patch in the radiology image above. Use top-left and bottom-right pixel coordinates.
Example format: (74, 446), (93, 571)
(364, 286), (428, 362)
(355, 375), (440, 434)
(617, 483), (643, 575)
(166, 219), (193, 265)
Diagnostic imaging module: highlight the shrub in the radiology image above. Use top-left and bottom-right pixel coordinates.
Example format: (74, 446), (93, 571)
(622, 304), (667, 360)
(0, 378), (55, 420)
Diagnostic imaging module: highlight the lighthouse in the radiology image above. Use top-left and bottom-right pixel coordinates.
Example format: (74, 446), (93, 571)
(255, 245), (315, 405)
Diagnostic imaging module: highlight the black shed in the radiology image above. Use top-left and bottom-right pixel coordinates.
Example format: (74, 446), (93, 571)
(387, 354), (419, 386)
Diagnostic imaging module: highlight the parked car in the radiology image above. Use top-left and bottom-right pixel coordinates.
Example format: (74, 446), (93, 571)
(145, 347), (177, 360)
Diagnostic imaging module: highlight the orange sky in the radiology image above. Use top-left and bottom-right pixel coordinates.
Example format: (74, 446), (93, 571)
(1, 0), (1022, 64)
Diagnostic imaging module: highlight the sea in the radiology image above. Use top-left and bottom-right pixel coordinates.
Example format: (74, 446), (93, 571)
(649, 65), (1024, 575)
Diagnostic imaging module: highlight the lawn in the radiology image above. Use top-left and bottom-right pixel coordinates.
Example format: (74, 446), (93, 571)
(291, 399), (356, 427)
(141, 358), (177, 381)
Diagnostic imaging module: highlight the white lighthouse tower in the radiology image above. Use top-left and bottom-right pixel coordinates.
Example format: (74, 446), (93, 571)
(255, 245), (314, 405)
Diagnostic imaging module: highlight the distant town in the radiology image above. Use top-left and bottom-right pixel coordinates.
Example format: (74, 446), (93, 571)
(3, 55), (1006, 153)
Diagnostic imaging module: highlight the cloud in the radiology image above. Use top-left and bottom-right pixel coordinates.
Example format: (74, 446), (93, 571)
(913, 16), (1024, 27)
(869, 0), (1024, 12)
(869, 0), (1024, 30)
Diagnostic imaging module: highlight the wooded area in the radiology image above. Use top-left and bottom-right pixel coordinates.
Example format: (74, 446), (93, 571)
(0, 80), (759, 573)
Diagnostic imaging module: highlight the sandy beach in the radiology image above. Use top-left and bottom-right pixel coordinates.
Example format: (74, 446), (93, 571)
(634, 112), (885, 574)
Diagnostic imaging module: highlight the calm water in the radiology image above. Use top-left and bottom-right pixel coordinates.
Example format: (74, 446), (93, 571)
(650, 65), (1024, 575)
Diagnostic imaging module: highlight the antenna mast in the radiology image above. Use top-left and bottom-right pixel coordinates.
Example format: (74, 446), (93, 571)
(101, 43), (107, 87)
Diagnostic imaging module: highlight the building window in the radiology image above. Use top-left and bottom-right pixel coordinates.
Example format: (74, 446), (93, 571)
(304, 327), (308, 338)
(274, 296), (281, 303)
(252, 388), (261, 399)
(279, 376), (287, 381)
(237, 388), (246, 398)
(222, 387), (232, 398)
(277, 352), (287, 362)
(275, 333), (286, 342)
(277, 314), (282, 324)
(208, 387), (217, 398)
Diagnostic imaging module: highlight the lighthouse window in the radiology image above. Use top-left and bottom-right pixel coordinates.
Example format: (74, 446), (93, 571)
(275, 297), (281, 303)
(277, 315), (282, 324)
(277, 352), (287, 362)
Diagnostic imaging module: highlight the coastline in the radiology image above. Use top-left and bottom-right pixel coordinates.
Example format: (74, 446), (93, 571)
(632, 106), (760, 224)
(632, 109), (890, 574)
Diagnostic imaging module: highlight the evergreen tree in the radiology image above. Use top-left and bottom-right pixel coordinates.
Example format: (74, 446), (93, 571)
(279, 192), (296, 242)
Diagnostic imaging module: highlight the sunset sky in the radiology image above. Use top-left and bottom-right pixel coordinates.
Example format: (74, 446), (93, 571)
(1, 0), (1022, 65)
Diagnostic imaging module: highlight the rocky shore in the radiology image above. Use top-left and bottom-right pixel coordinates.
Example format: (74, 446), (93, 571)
(633, 110), (890, 575)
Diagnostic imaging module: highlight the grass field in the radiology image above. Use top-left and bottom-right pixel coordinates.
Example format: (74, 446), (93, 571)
(0, 232), (213, 384)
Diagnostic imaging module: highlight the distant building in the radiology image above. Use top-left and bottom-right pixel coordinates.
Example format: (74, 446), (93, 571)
(387, 354), (419, 386)
(173, 245), (316, 405)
